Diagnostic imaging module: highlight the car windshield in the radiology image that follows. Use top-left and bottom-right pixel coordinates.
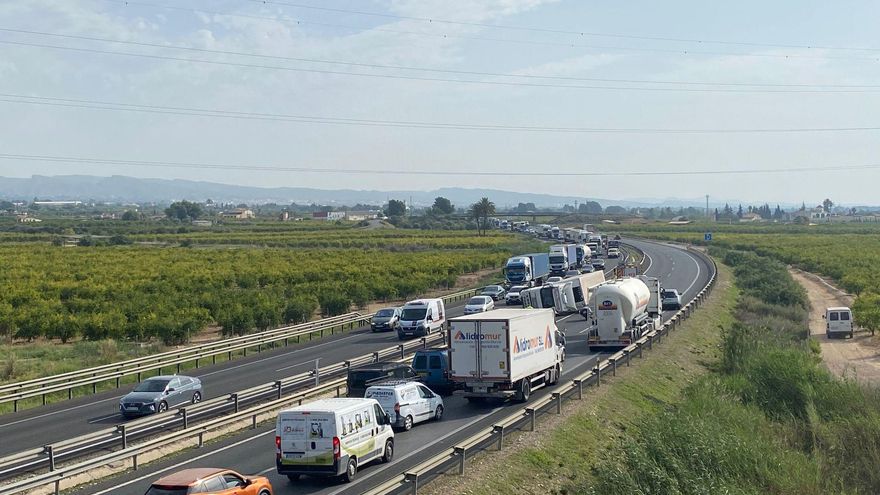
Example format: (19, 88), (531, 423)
(662, 290), (678, 297)
(509, 286), (525, 293)
(133, 379), (169, 393)
(468, 297), (487, 305)
(376, 309), (395, 317)
(401, 308), (427, 320)
(413, 355), (428, 369)
(483, 286), (501, 292)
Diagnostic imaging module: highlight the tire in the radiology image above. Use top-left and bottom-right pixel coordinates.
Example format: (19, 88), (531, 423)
(381, 439), (394, 463)
(287, 474), (300, 482)
(157, 401), (168, 413)
(341, 458), (357, 483)
(259, 490), (272, 495)
(191, 392), (201, 404)
(850, 331), (854, 339)
(434, 405), (444, 421)
(515, 379), (531, 403)
(550, 365), (561, 385)
(403, 415), (414, 431)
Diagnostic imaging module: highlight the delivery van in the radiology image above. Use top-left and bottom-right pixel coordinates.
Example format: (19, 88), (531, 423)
(398, 298), (446, 339)
(365, 380), (444, 431)
(275, 398), (394, 483)
(825, 306), (854, 339)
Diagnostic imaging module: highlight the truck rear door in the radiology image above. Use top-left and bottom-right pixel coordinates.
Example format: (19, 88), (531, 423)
(450, 320), (479, 380)
(477, 320), (509, 379)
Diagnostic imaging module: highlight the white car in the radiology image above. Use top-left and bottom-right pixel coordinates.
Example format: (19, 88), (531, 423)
(464, 296), (494, 314)
(365, 381), (444, 431)
(607, 248), (621, 258)
(505, 285), (527, 305)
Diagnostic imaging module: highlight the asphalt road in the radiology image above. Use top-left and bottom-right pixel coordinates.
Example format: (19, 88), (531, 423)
(66, 240), (714, 495)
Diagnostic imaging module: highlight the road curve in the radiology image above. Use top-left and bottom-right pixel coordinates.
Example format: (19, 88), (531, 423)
(65, 241), (713, 495)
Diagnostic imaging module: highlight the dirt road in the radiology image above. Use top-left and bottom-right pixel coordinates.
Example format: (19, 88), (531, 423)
(791, 269), (880, 383)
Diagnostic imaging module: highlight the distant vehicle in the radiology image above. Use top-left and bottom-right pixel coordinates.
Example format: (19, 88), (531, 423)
(825, 307), (854, 339)
(607, 248), (621, 258)
(365, 381), (444, 431)
(545, 276), (563, 284)
(608, 239), (621, 249)
(411, 348), (454, 394)
(580, 265), (595, 273)
(398, 298), (446, 339)
(591, 259), (606, 270)
(564, 269), (581, 277)
(276, 398), (393, 482)
(144, 468), (273, 495)
(505, 285), (527, 305)
(119, 375), (202, 417)
(504, 253), (551, 287)
(480, 285), (507, 301)
(464, 296), (494, 314)
(661, 289), (683, 310)
(346, 362), (419, 398)
(371, 307), (401, 332)
(548, 244), (570, 275)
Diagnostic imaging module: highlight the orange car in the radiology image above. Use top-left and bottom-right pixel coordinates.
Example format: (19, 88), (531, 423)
(144, 468), (273, 495)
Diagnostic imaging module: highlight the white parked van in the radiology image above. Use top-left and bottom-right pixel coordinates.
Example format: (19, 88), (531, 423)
(275, 398), (394, 483)
(398, 298), (446, 340)
(365, 380), (444, 431)
(825, 307), (854, 339)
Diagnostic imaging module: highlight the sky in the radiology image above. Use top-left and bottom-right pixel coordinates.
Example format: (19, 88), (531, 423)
(0, 0), (879, 205)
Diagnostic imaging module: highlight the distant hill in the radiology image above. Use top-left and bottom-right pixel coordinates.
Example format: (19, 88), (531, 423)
(0, 174), (743, 208)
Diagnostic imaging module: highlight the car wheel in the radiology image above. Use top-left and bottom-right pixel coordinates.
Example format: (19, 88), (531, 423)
(191, 392), (201, 404)
(342, 458), (357, 483)
(259, 490), (272, 495)
(157, 401), (168, 413)
(382, 439), (394, 463)
(434, 405), (444, 421)
(403, 415), (414, 431)
(287, 474), (300, 482)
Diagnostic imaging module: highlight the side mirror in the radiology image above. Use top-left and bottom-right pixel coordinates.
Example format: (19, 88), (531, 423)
(427, 317), (433, 322)
(383, 415), (392, 425)
(166, 388), (175, 393)
(244, 478), (253, 487)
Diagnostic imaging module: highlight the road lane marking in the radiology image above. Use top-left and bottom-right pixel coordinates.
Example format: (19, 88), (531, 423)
(682, 252), (703, 296)
(643, 251), (654, 274)
(87, 413), (121, 424)
(0, 397), (119, 429)
(89, 429), (274, 495)
(274, 360), (317, 373)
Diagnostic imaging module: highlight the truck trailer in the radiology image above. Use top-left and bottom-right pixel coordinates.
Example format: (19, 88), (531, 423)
(448, 309), (564, 403)
(587, 277), (661, 350)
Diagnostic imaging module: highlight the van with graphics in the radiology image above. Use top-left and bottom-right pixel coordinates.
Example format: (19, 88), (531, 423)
(275, 398), (394, 483)
(448, 309), (564, 403)
(398, 298), (446, 340)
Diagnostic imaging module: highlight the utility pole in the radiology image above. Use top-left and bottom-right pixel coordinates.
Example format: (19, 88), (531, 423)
(705, 195), (710, 221)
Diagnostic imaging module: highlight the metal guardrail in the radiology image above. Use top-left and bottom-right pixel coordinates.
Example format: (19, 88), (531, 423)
(363, 246), (718, 495)
(0, 332), (447, 486)
(0, 285), (484, 412)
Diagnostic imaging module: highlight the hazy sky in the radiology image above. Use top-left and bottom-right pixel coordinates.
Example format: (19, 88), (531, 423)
(1, 0), (879, 204)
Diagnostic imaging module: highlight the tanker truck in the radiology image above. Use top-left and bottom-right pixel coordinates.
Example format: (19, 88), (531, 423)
(587, 277), (661, 351)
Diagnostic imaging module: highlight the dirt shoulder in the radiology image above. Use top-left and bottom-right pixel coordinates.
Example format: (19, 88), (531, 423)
(790, 269), (880, 383)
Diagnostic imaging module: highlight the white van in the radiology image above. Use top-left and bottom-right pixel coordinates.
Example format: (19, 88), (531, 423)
(398, 299), (446, 340)
(825, 307), (854, 339)
(365, 380), (444, 431)
(275, 398), (394, 483)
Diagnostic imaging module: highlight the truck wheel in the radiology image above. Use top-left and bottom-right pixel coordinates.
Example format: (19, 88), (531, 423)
(515, 380), (531, 403)
(550, 364), (561, 385)
(850, 331), (854, 339)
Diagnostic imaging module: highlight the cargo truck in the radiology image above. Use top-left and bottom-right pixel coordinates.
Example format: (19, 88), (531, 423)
(548, 244), (570, 275)
(504, 253), (550, 287)
(587, 277), (661, 351)
(448, 309), (564, 403)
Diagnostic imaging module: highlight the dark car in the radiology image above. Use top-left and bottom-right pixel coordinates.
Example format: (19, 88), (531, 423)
(480, 285), (507, 301)
(592, 259), (606, 270)
(662, 289), (683, 310)
(371, 307), (402, 332)
(346, 362), (419, 398)
(411, 348), (454, 394)
(119, 375), (202, 417)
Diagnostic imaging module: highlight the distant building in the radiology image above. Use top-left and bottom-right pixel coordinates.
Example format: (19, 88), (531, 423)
(313, 211), (346, 221)
(279, 211), (290, 221)
(220, 208), (255, 219)
(192, 220), (213, 227)
(345, 211), (379, 221)
(739, 213), (762, 222)
(810, 207), (830, 223)
(33, 200), (82, 206)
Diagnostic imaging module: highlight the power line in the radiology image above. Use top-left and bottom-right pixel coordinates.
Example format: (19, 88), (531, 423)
(2, 39), (877, 94)
(3, 27), (877, 89)
(4, 93), (880, 134)
(1, 153), (878, 177)
(253, 0), (880, 53)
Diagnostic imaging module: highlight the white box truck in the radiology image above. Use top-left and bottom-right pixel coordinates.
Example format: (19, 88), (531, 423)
(549, 244), (569, 275)
(275, 398), (394, 482)
(448, 309), (564, 403)
(587, 277), (661, 351)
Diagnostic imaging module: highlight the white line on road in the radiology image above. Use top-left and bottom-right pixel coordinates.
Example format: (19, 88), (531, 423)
(89, 430), (274, 495)
(682, 252), (703, 296)
(87, 413), (121, 424)
(643, 251), (654, 274)
(275, 359), (318, 373)
(0, 397), (119, 429)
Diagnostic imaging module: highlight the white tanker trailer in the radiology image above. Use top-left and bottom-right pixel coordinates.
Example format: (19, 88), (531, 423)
(587, 277), (661, 350)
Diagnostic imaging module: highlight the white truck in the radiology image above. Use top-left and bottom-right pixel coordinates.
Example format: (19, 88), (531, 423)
(448, 309), (564, 403)
(548, 244), (569, 275)
(587, 276), (661, 351)
(520, 272), (605, 316)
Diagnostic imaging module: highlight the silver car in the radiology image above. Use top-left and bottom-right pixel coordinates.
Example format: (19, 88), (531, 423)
(119, 375), (202, 417)
(372, 307), (402, 332)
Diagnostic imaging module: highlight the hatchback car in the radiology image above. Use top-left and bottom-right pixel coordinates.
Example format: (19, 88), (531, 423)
(365, 381), (444, 431)
(464, 296), (494, 314)
(144, 468), (273, 495)
(120, 375), (202, 417)
(592, 259), (606, 270)
(580, 264), (595, 273)
(504, 285), (527, 306)
(371, 307), (402, 332)
(661, 289), (683, 310)
(480, 285), (507, 301)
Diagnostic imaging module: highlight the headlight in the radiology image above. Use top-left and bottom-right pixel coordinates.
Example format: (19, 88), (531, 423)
(148, 404), (155, 410)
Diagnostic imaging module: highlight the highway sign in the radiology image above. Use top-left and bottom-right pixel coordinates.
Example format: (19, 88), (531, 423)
(704, 233), (713, 241)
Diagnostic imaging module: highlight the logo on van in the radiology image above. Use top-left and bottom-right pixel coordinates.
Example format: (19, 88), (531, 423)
(454, 331), (502, 341)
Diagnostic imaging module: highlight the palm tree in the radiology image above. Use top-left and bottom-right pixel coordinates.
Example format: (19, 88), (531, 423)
(470, 197), (495, 236)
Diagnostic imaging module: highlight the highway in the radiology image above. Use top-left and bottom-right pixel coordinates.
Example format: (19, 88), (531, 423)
(64, 239), (714, 495)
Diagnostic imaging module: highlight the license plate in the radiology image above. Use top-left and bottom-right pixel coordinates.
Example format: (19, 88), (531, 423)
(125, 406), (139, 411)
(284, 453), (304, 459)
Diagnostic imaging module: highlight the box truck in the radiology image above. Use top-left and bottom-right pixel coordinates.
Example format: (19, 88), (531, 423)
(504, 253), (550, 287)
(549, 245), (569, 275)
(448, 309), (564, 403)
(587, 277), (661, 351)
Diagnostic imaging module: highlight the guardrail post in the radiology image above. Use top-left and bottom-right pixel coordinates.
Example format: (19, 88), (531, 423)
(133, 453), (138, 470)
(574, 379), (583, 399)
(421, 337), (428, 349)
(93, 382), (97, 394)
(594, 366), (601, 387)
(552, 392), (562, 414)
(526, 408), (536, 431)
(212, 355), (217, 365)
(404, 473), (419, 494)
(275, 380), (283, 399)
(314, 359), (321, 387)
(612, 358), (617, 376)
(116, 377), (121, 389)
(372, 352), (379, 363)
(493, 425), (505, 450)
(181, 408), (188, 429)
(453, 446), (467, 475)
(648, 335), (653, 350)
(44, 445), (55, 471)
(232, 393), (239, 413)
(228, 351), (233, 361)
(398, 344), (405, 360)
(252, 414), (257, 429)
(117, 424), (127, 449)
(198, 431), (204, 448)
(137, 371), (141, 382)
(13, 399), (18, 412)
(195, 357), (200, 369)
(638, 342), (643, 358)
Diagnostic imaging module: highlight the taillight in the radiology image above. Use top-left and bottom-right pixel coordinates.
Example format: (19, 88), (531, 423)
(393, 402), (400, 414)
(275, 435), (281, 460)
(332, 436), (341, 460)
